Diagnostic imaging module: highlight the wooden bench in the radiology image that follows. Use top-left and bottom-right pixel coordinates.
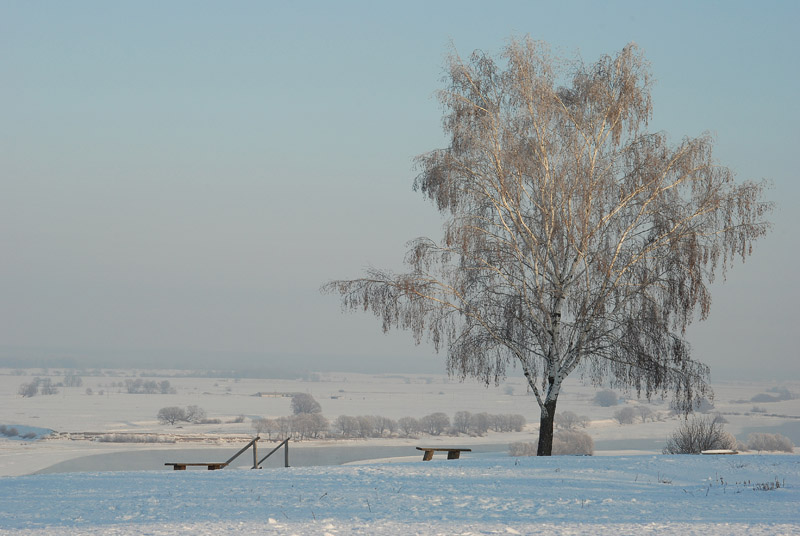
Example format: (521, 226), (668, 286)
(165, 462), (228, 471)
(416, 447), (471, 461)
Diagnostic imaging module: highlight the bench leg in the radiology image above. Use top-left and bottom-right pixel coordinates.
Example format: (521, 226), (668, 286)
(447, 451), (460, 460)
(422, 450), (433, 461)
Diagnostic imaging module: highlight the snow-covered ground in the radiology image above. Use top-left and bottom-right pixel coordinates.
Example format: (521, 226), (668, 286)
(1, 369), (798, 476)
(1, 369), (799, 533)
(1, 453), (798, 535)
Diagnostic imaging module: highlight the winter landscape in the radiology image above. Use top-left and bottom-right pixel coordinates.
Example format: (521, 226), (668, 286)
(1, 369), (798, 534)
(4, 1), (799, 535)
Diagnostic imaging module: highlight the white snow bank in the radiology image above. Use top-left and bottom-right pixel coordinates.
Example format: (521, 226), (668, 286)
(0, 454), (797, 535)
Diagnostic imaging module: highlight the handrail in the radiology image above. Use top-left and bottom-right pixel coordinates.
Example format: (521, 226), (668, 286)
(224, 436), (260, 469)
(257, 438), (290, 467)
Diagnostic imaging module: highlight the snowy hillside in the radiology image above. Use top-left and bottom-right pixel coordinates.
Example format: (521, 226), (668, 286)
(1, 454), (798, 535)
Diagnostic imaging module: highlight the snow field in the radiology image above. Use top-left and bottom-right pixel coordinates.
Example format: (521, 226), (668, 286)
(0, 454), (798, 535)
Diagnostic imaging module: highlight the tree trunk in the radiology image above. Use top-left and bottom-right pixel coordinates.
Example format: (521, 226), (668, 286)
(537, 398), (558, 456)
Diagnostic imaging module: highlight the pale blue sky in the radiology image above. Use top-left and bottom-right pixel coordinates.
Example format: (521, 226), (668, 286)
(2, 1), (798, 380)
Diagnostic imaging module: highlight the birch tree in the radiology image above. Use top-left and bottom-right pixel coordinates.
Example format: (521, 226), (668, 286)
(323, 38), (772, 455)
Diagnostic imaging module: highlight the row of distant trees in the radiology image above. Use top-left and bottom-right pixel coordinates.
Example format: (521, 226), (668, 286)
(250, 411), (527, 441)
(18, 375), (177, 397)
(18, 377), (59, 397)
(124, 379), (176, 394)
(255, 414), (524, 442)
(156, 405), (207, 425)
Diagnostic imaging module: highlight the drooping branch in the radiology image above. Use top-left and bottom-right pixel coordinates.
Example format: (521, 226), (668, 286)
(324, 37), (772, 455)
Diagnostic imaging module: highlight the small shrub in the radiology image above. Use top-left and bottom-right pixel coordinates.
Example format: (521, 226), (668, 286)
(557, 411), (588, 430)
(199, 418), (222, 425)
(63, 374), (83, 387)
(637, 406), (655, 423)
(185, 405), (207, 424)
(613, 406), (637, 425)
(751, 406), (767, 413)
(291, 393), (322, 415)
(157, 406), (187, 425)
(397, 416), (421, 437)
(509, 430), (594, 456)
(18, 380), (39, 398)
(420, 412), (450, 435)
(509, 442), (537, 457)
(593, 389), (618, 407)
(747, 433), (794, 453)
(553, 430), (594, 455)
(663, 415), (737, 454)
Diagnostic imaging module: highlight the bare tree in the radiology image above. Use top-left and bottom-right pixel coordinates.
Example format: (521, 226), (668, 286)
(63, 373), (83, 387)
(291, 393), (322, 415)
(557, 411), (588, 430)
(18, 380), (39, 398)
(613, 406), (637, 425)
(185, 405), (207, 424)
(157, 406), (187, 425)
(420, 412), (450, 436)
(323, 38), (771, 456)
(593, 390), (619, 407)
(637, 405), (655, 423)
(334, 415), (360, 438)
(397, 416), (421, 437)
(453, 411), (473, 434)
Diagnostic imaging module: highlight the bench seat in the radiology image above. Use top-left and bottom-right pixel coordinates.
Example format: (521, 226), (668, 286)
(165, 462), (228, 470)
(416, 447), (472, 461)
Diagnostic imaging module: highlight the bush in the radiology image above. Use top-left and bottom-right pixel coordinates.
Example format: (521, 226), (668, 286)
(469, 413), (491, 436)
(557, 411), (588, 430)
(663, 415), (737, 454)
(199, 418), (222, 425)
(509, 442), (537, 457)
(38, 378), (58, 395)
(747, 433), (794, 453)
(397, 416), (421, 437)
(291, 393), (322, 415)
(593, 389), (618, 407)
(637, 406), (655, 423)
(420, 412), (450, 435)
(553, 430), (594, 455)
(63, 374), (83, 387)
(613, 406), (637, 425)
(509, 430), (594, 456)
(185, 405), (207, 424)
(18, 381), (38, 398)
(125, 379), (175, 394)
(453, 411), (472, 434)
(157, 406), (187, 425)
